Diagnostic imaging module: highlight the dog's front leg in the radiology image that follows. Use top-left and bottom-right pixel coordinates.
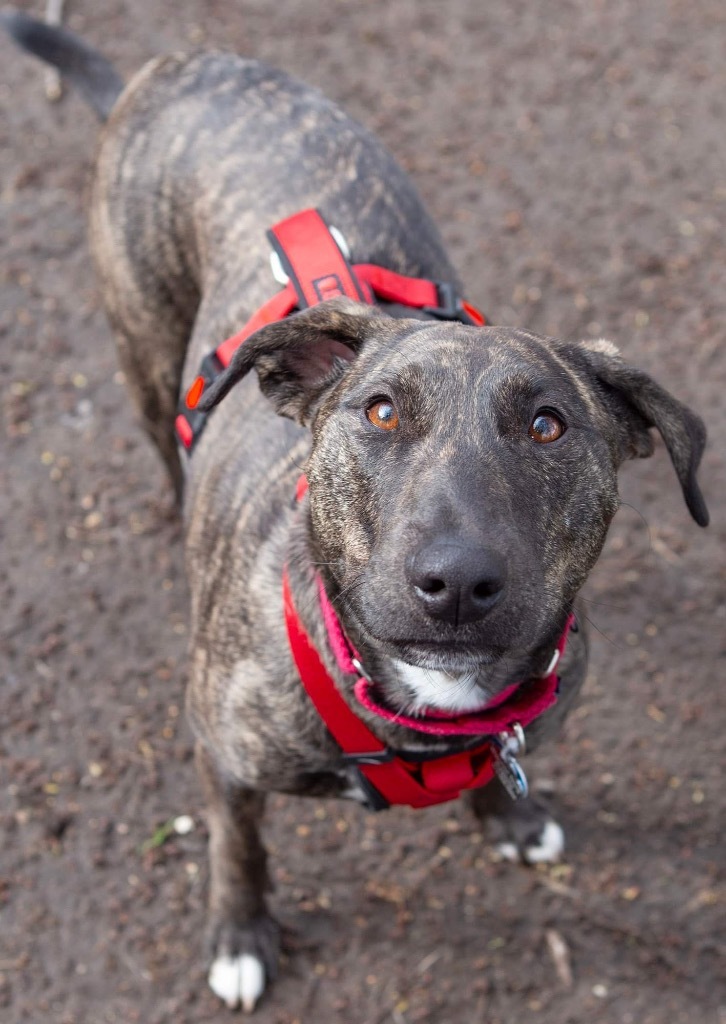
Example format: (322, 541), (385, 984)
(467, 777), (565, 865)
(196, 743), (280, 1012)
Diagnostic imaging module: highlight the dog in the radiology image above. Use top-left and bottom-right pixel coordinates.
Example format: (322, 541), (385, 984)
(3, 9), (709, 1013)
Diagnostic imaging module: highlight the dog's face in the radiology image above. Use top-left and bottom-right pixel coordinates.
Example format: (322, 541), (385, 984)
(308, 324), (621, 673)
(200, 299), (708, 676)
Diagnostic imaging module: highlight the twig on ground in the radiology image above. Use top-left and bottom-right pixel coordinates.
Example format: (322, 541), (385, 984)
(545, 928), (574, 989)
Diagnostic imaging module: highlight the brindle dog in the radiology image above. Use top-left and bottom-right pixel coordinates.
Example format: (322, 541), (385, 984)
(3, 10), (709, 1013)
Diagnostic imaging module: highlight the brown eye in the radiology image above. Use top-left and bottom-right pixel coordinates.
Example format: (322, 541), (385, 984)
(529, 410), (566, 443)
(366, 400), (399, 431)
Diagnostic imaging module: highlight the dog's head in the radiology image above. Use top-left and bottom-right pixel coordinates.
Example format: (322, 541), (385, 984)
(199, 298), (708, 680)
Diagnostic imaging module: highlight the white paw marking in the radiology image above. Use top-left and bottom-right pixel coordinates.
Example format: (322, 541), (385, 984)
(209, 953), (265, 1012)
(496, 841), (521, 863)
(495, 819), (565, 865)
(525, 819), (565, 864)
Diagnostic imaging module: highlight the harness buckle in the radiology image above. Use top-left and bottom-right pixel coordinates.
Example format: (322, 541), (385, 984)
(422, 281), (470, 324)
(342, 748), (395, 812)
(346, 766), (392, 812)
(175, 351), (224, 450)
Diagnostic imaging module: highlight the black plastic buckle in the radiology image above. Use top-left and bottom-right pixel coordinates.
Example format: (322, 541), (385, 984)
(177, 405), (205, 451)
(348, 767), (391, 812)
(340, 750), (394, 812)
(422, 281), (471, 324)
(199, 350), (225, 381)
(176, 350), (225, 453)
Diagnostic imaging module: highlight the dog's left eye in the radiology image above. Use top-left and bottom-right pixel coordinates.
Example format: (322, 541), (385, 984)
(366, 399), (400, 431)
(529, 409), (566, 443)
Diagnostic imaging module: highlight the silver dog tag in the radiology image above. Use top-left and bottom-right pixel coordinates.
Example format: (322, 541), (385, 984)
(492, 724), (529, 801)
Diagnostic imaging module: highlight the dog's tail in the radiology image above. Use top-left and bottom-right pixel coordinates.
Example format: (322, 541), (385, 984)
(0, 7), (124, 120)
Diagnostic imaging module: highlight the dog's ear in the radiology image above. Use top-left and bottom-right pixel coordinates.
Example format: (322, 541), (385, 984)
(577, 339), (709, 527)
(197, 298), (385, 425)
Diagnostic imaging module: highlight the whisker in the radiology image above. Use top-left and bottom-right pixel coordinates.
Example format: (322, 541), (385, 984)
(617, 499), (652, 543)
(330, 575), (367, 609)
(577, 595), (633, 613)
(288, 570), (367, 626)
(580, 612), (622, 650)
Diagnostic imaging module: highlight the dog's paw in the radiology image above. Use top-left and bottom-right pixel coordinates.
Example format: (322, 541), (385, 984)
(497, 817), (565, 865)
(471, 787), (566, 866)
(209, 954), (265, 1012)
(207, 914), (281, 1012)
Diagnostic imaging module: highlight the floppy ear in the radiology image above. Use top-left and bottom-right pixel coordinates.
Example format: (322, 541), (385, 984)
(197, 298), (385, 425)
(578, 339), (709, 527)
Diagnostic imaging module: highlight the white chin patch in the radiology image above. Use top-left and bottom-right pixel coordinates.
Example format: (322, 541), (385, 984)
(392, 660), (488, 713)
(208, 953), (265, 1012)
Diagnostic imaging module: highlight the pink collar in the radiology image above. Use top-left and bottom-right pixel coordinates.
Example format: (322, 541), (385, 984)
(318, 576), (575, 738)
(284, 567), (575, 809)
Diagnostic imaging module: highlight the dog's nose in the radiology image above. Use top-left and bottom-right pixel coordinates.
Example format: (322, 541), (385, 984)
(407, 540), (506, 626)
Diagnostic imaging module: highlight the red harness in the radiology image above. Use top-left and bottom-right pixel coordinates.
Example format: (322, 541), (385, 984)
(176, 209), (573, 811)
(175, 208), (485, 451)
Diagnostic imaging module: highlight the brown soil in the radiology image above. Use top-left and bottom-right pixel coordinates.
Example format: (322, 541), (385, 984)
(1, 2), (724, 1023)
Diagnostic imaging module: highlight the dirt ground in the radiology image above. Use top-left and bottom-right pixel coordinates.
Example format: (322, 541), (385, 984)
(1, 1), (724, 1022)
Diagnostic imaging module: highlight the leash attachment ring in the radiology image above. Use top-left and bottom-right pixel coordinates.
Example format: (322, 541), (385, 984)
(492, 724), (529, 801)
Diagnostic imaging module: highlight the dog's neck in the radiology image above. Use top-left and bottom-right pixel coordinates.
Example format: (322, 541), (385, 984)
(287, 493), (569, 748)
(342, 606), (563, 722)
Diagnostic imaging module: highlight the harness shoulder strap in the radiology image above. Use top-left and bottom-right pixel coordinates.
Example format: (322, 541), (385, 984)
(175, 207), (486, 452)
(268, 209), (372, 307)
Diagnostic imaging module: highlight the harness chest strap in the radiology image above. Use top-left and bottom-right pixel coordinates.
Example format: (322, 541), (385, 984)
(282, 570), (501, 809)
(283, 533), (575, 811)
(175, 208), (485, 452)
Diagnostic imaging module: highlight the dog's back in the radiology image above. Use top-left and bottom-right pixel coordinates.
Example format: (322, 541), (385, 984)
(2, 10), (461, 495)
(92, 49), (460, 496)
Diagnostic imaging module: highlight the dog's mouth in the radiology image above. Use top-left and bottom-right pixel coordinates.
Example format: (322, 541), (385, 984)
(350, 624), (572, 737)
(318, 574), (572, 736)
(368, 636), (504, 675)
(353, 669), (560, 737)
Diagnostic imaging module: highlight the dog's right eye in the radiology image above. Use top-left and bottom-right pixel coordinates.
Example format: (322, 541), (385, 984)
(529, 409), (566, 443)
(366, 399), (400, 431)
